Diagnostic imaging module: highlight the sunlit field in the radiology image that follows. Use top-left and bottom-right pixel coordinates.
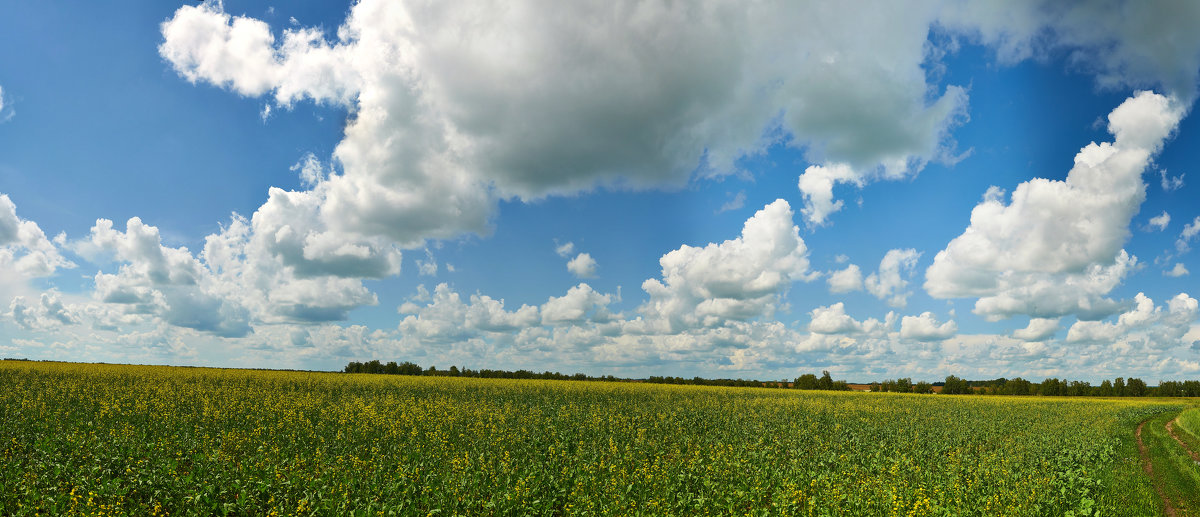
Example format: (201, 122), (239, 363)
(0, 361), (1186, 515)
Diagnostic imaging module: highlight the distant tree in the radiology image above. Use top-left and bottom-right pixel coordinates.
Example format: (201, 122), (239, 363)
(1127, 378), (1147, 397)
(1114, 377), (1126, 396)
(794, 374), (819, 390)
(1097, 379), (1114, 397)
(913, 381), (934, 394)
(449, 365), (460, 376)
(818, 371), (834, 390)
(942, 375), (970, 395)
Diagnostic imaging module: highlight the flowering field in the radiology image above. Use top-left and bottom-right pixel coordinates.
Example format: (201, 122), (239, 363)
(0, 361), (1184, 515)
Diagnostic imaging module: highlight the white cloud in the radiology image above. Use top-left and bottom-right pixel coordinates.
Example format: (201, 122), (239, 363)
(291, 152), (326, 188)
(808, 302), (862, 335)
(9, 292), (79, 331)
(555, 242), (575, 258)
(416, 249), (438, 277)
(797, 163), (862, 226)
(76, 217), (254, 337)
(160, 1), (975, 248)
(1178, 216), (1200, 252)
(1012, 317), (1060, 341)
(1161, 169), (1185, 191)
(541, 283), (613, 326)
(1067, 292), (1198, 351)
(398, 283), (539, 344)
(926, 92), (1185, 320)
(716, 191), (746, 215)
(567, 253), (598, 279)
(899, 312), (957, 341)
(640, 200), (812, 331)
(1167, 263), (1190, 277)
(865, 249), (920, 308)
(1148, 211), (1171, 231)
(826, 263), (863, 294)
(0, 194), (75, 280)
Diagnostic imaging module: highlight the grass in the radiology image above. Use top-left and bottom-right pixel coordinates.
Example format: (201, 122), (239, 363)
(1140, 409), (1200, 516)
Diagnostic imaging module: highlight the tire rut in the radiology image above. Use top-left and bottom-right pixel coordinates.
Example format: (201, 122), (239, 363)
(1166, 418), (1200, 463)
(1138, 418), (1178, 517)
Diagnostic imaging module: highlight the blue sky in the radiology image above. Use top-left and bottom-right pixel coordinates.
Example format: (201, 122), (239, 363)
(2, 1), (1200, 382)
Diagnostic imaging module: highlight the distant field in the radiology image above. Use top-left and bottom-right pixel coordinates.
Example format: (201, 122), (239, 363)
(0, 361), (1189, 516)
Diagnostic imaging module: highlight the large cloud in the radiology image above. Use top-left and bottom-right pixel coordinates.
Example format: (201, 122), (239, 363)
(639, 199), (812, 332)
(1066, 292), (1198, 351)
(942, 1), (1200, 101)
(899, 312), (958, 342)
(925, 91), (1185, 320)
(161, 1), (973, 239)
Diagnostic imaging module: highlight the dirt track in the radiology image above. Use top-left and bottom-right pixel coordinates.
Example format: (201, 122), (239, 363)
(1166, 417), (1200, 463)
(1138, 418), (1177, 517)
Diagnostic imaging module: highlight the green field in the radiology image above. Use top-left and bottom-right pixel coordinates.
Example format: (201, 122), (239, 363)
(0, 361), (1194, 516)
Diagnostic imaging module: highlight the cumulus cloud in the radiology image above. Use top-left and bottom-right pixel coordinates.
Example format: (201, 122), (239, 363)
(807, 302), (894, 337)
(9, 292), (79, 331)
(542, 284), (614, 326)
(398, 283), (539, 343)
(827, 263), (863, 294)
(797, 163), (862, 226)
(1067, 292), (1198, 350)
(926, 91), (1185, 320)
(1012, 317), (1060, 341)
(77, 217), (254, 337)
(1148, 211), (1170, 231)
(865, 249), (920, 308)
(640, 200), (812, 332)
(899, 312), (958, 341)
(160, 0), (976, 246)
(808, 303), (862, 335)
(1166, 263), (1190, 277)
(567, 253), (598, 279)
(0, 194), (75, 280)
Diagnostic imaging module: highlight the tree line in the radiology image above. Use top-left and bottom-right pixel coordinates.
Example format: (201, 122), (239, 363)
(344, 360), (1200, 397)
(342, 360), (791, 387)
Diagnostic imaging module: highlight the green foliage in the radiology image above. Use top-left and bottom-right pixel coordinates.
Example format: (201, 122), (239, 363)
(0, 361), (1186, 516)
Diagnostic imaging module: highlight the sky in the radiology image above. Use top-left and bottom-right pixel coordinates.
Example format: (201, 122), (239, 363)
(2, 1), (1200, 382)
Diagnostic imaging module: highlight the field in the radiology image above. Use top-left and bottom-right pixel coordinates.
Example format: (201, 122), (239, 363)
(0, 361), (1194, 516)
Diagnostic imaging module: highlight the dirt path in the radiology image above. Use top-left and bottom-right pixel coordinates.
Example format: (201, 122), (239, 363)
(1166, 418), (1200, 463)
(1138, 419), (1178, 517)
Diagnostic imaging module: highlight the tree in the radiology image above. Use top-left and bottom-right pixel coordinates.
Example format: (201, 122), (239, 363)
(942, 375), (970, 395)
(1097, 379), (1113, 397)
(1126, 378), (1147, 397)
(818, 371), (834, 390)
(914, 381), (934, 394)
(1114, 377), (1126, 396)
(794, 374), (819, 390)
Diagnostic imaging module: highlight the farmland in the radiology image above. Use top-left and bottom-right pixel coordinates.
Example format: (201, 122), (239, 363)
(0, 361), (1194, 515)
